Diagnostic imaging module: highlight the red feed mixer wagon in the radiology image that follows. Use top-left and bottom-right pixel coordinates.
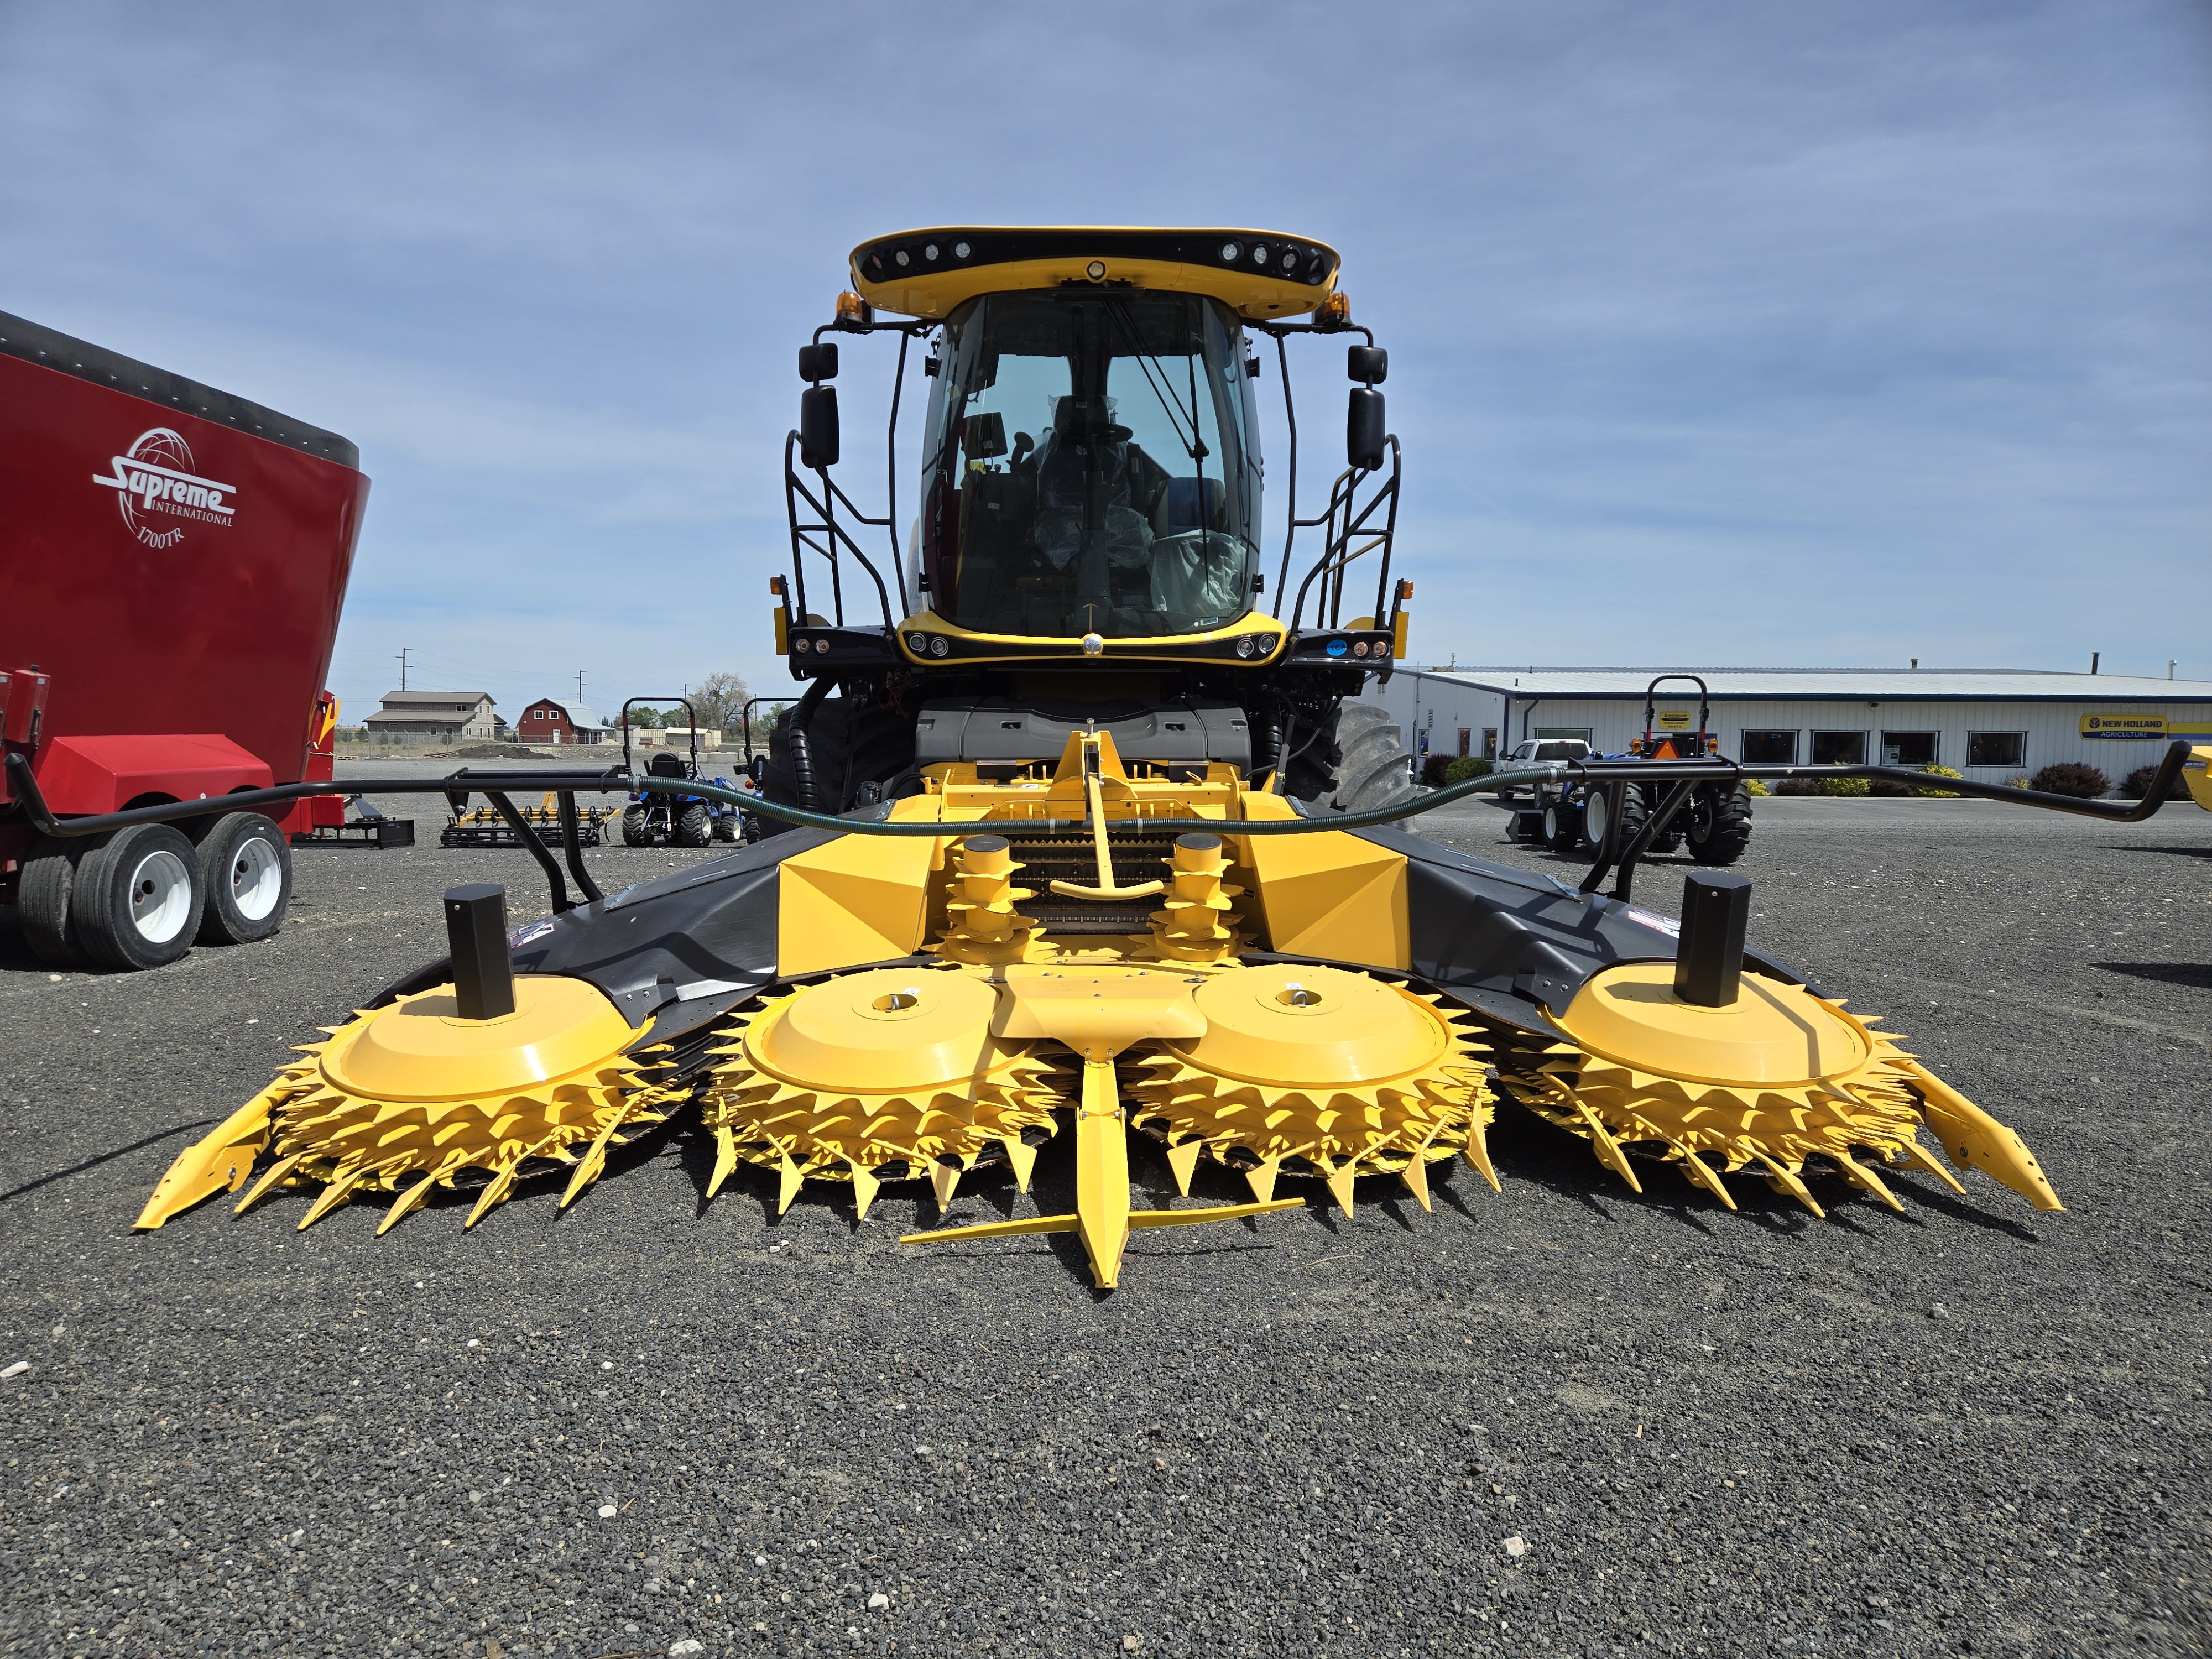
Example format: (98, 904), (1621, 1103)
(1, 310), (371, 969)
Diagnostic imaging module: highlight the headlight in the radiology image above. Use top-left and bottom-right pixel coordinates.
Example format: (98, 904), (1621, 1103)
(928, 635), (950, 658)
(1220, 241), (1241, 263)
(906, 632), (928, 653)
(813, 637), (831, 655)
(1353, 641), (1369, 657)
(1235, 634), (1259, 659)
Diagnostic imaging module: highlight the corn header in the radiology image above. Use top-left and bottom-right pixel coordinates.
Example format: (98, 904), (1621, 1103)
(46, 226), (2197, 1287)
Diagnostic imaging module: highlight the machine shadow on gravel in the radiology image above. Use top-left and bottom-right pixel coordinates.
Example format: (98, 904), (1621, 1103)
(2093, 960), (2212, 989)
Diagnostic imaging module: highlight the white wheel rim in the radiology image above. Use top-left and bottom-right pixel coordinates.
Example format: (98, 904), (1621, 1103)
(127, 849), (194, 943)
(1543, 807), (1558, 839)
(228, 833), (284, 920)
(1585, 792), (1609, 844)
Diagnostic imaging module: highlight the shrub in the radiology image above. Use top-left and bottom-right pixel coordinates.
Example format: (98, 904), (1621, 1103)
(2122, 763), (2189, 801)
(1868, 778), (1911, 797)
(1744, 778), (1770, 796)
(1443, 755), (1493, 785)
(1818, 775), (1871, 797)
(1911, 764), (1962, 799)
(1774, 777), (1820, 797)
(1420, 755), (1455, 787)
(2030, 761), (2109, 799)
(2005, 776), (2032, 790)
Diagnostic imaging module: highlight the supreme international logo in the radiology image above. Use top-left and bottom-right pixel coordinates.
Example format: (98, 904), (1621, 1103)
(91, 427), (238, 549)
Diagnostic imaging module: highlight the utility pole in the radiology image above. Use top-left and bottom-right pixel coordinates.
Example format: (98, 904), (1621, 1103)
(577, 669), (586, 703)
(398, 646), (409, 691)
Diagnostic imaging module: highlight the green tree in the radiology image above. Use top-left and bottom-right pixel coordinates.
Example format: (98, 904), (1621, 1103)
(690, 671), (750, 735)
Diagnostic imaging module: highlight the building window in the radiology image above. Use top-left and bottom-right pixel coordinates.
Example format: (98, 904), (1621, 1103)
(1481, 728), (1498, 760)
(1882, 731), (1938, 766)
(1457, 728), (1471, 757)
(1967, 731), (2026, 769)
(1739, 730), (1796, 764)
(1811, 731), (1867, 766)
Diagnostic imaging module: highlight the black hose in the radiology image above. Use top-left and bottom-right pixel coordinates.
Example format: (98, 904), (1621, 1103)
(785, 679), (833, 812)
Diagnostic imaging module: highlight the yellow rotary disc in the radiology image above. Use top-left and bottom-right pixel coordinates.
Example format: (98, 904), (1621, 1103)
(1494, 961), (2041, 1216)
(137, 977), (672, 1236)
(702, 968), (1065, 1218)
(1124, 964), (1495, 1214)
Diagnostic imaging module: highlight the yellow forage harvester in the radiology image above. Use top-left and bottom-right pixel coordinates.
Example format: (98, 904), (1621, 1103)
(136, 224), (2104, 1284)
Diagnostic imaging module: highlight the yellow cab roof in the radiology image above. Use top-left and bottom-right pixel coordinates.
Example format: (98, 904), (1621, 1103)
(848, 227), (1341, 322)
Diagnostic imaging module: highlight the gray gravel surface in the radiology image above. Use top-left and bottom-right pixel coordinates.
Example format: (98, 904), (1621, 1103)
(3, 770), (2208, 1657)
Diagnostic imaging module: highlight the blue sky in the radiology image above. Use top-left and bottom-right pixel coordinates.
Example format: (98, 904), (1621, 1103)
(5, 1), (2208, 719)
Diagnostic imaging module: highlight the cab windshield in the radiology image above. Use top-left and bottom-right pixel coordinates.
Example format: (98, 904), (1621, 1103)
(916, 291), (1260, 639)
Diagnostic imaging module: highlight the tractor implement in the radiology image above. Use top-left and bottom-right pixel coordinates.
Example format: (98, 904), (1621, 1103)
(77, 222), (2205, 1286)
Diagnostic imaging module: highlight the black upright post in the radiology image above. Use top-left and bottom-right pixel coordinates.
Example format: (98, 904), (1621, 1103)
(1674, 872), (1751, 1008)
(445, 883), (516, 1020)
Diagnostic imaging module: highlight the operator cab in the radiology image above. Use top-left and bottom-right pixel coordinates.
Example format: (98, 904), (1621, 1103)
(916, 290), (1261, 639)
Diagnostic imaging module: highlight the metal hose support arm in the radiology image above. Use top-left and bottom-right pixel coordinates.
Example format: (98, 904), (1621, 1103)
(6, 742), (2194, 846)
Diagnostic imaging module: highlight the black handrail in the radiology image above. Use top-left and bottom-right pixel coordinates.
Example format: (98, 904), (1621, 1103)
(783, 431), (898, 630)
(1288, 437), (1401, 632)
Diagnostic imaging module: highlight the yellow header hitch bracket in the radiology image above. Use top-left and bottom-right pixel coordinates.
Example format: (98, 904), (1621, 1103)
(1046, 732), (1165, 905)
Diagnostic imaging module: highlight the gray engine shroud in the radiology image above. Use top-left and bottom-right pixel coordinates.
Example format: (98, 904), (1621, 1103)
(915, 696), (1252, 770)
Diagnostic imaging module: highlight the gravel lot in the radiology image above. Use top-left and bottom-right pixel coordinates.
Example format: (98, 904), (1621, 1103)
(3, 768), (2208, 1658)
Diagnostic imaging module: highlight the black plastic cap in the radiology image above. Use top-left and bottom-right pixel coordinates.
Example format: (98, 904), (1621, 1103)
(444, 883), (516, 1020)
(1674, 872), (1751, 1008)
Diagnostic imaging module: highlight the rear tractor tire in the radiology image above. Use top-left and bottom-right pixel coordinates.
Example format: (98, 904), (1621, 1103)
(1580, 785), (1647, 855)
(1686, 783), (1754, 865)
(72, 822), (205, 971)
(620, 805), (651, 847)
(676, 803), (713, 848)
(192, 812), (292, 945)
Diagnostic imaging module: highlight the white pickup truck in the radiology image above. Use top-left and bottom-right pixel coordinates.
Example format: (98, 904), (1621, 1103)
(1494, 737), (1591, 797)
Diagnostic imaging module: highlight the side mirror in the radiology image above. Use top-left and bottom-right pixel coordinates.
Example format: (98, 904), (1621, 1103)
(797, 342), (839, 382)
(1348, 387), (1386, 471)
(800, 385), (841, 468)
(1347, 345), (1387, 384)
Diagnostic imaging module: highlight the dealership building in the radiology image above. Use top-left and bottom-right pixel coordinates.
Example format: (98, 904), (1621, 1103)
(1366, 666), (2212, 782)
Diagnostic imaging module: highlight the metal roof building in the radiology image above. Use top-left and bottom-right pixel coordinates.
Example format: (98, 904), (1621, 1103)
(361, 690), (501, 740)
(1365, 666), (2212, 782)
